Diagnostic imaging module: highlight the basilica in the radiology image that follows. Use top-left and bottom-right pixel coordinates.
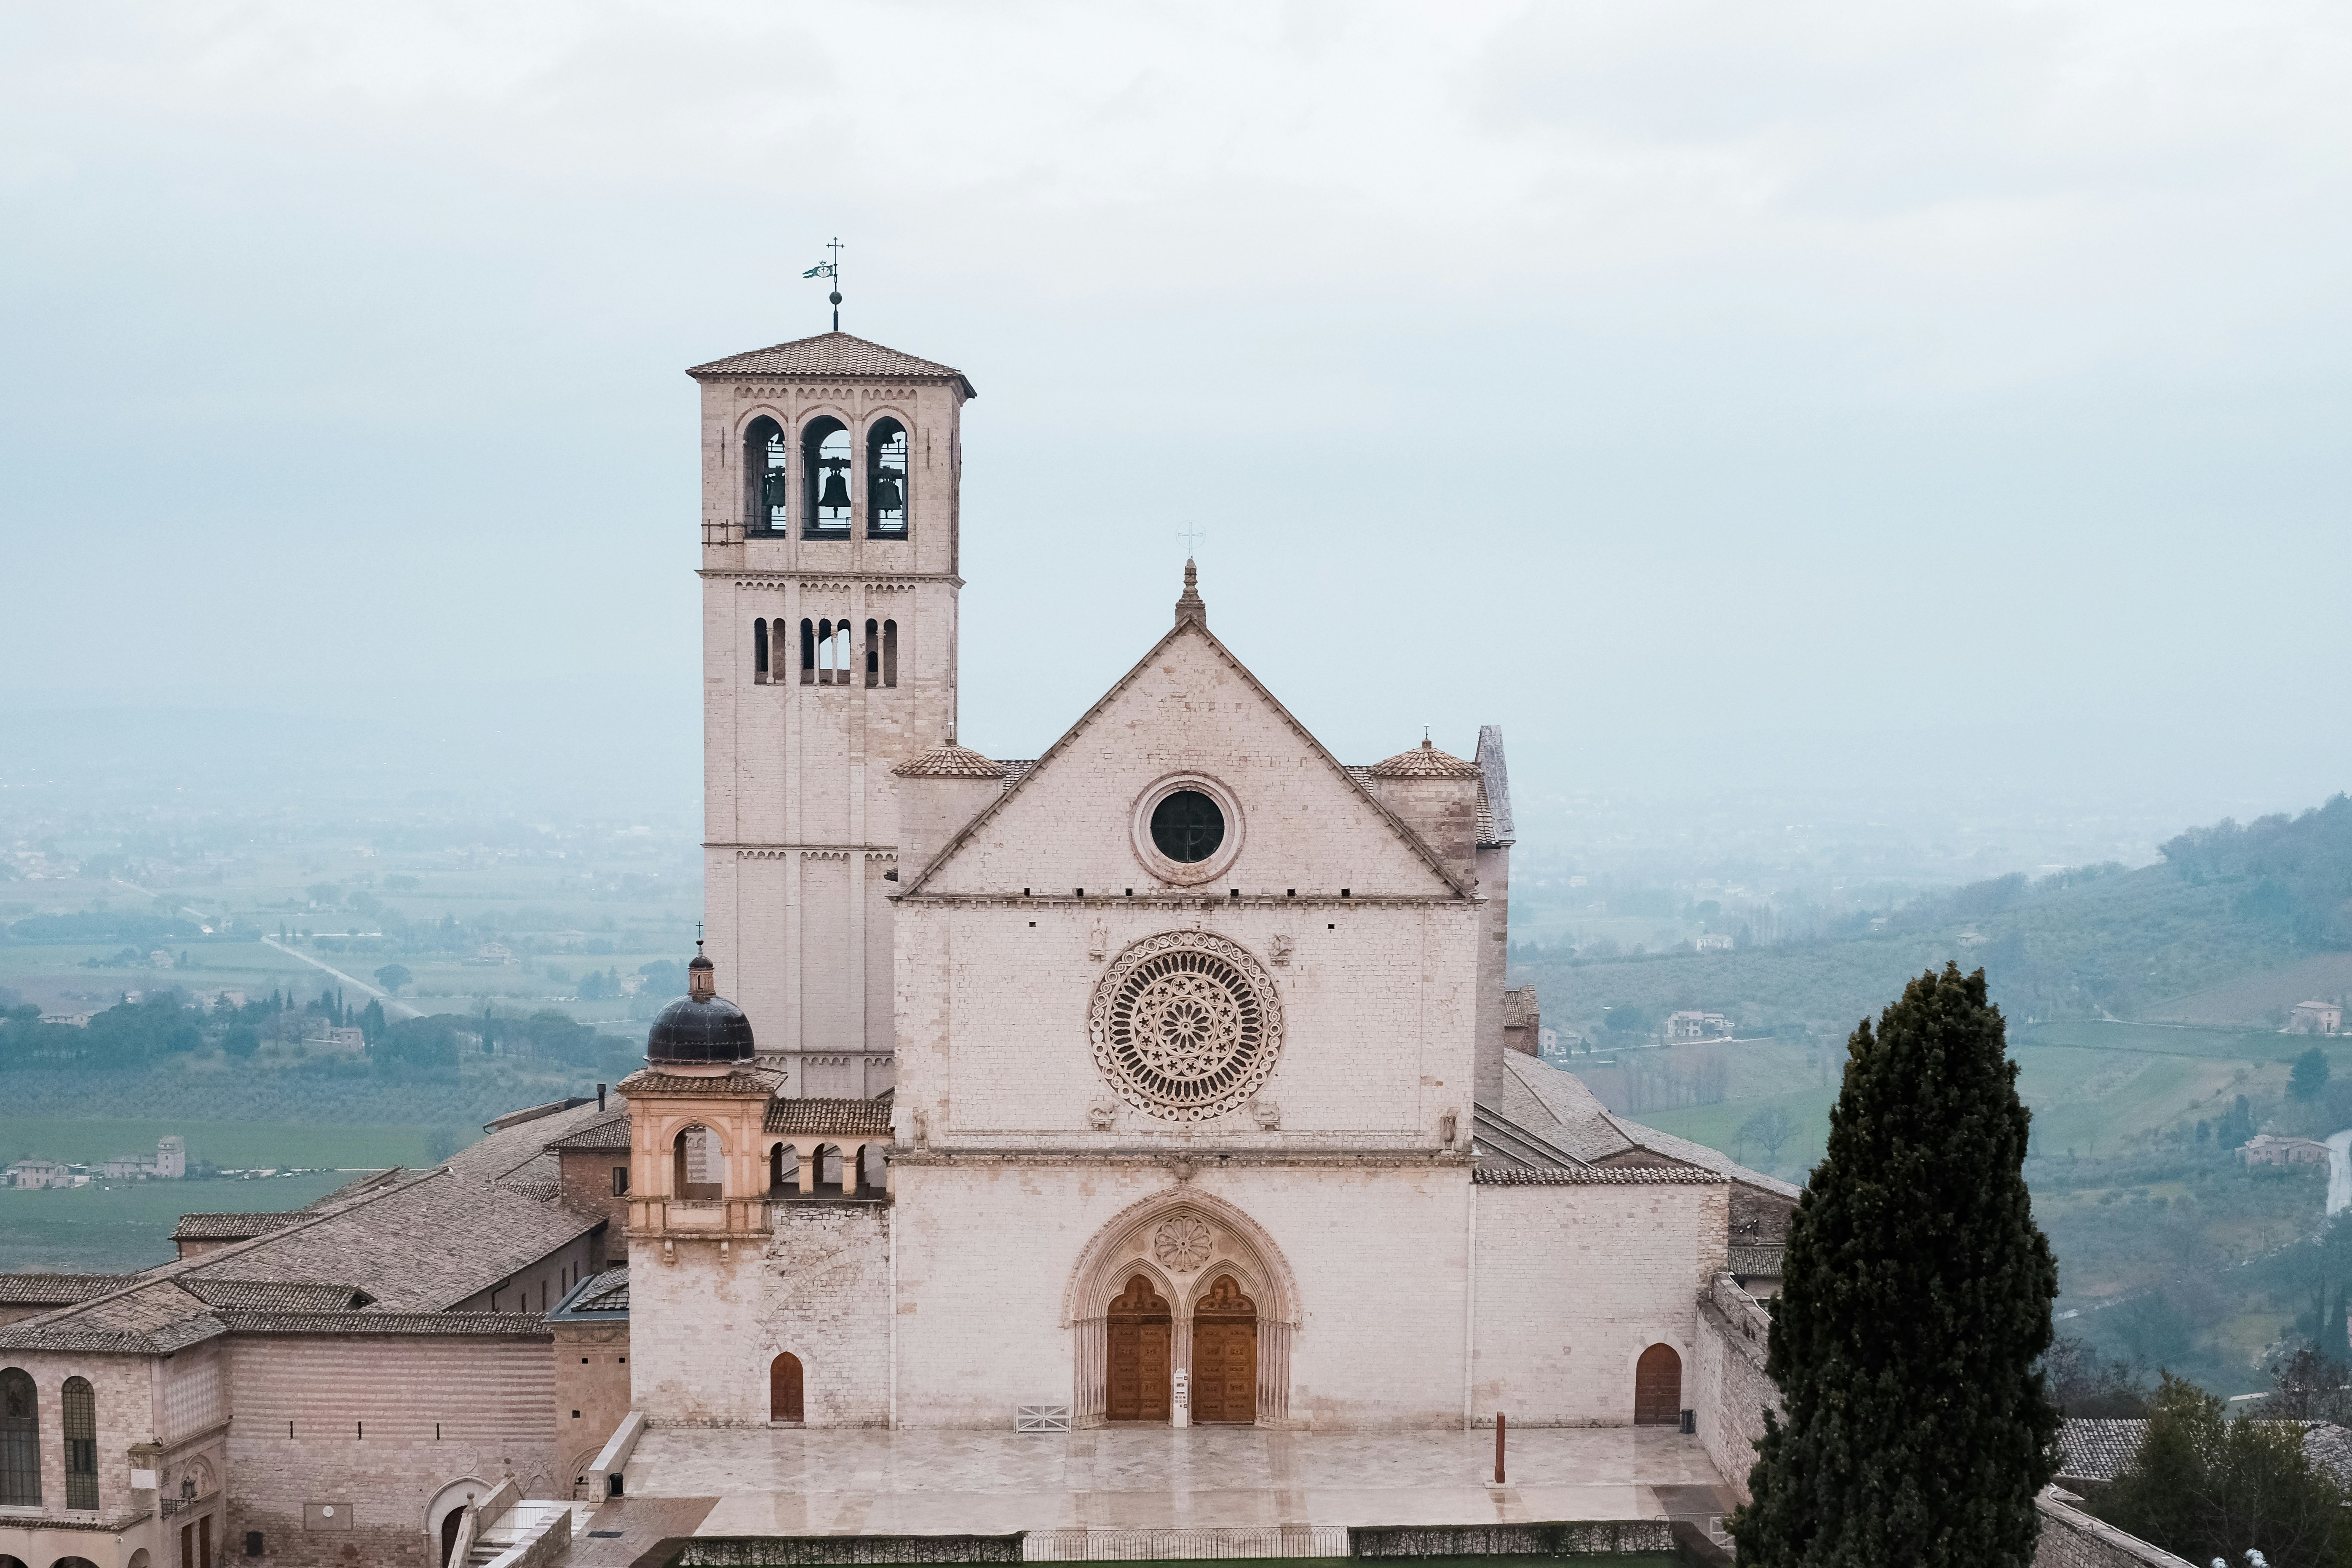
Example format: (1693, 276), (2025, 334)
(620, 329), (1794, 1435)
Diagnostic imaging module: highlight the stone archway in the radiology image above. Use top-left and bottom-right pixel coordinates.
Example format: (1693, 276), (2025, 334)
(1065, 1190), (1297, 1427)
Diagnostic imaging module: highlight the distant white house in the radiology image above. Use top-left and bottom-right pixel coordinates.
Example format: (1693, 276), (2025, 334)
(2289, 1001), (2343, 1036)
(2240, 1133), (2330, 1167)
(6, 1159), (72, 1190)
(1693, 934), (1734, 953)
(94, 1137), (186, 1182)
(1665, 1010), (1734, 1043)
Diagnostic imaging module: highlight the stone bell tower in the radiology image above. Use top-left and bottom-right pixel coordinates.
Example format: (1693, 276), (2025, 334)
(688, 332), (977, 1097)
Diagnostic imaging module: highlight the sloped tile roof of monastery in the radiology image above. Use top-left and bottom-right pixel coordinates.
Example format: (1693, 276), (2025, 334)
(892, 741), (1005, 779)
(179, 1280), (373, 1311)
(447, 1098), (624, 1183)
(765, 1097), (894, 1136)
(1728, 1244), (1787, 1277)
(1492, 1053), (1798, 1195)
(1474, 1164), (1724, 1185)
(685, 332), (977, 397)
(0, 1274), (138, 1305)
(2057, 1419), (2149, 1482)
(183, 1168), (599, 1312)
(0, 1281), (223, 1355)
(170, 1211), (307, 1242)
(549, 1267), (629, 1322)
(210, 1310), (549, 1337)
(1368, 739), (1482, 778)
(544, 1113), (631, 1151)
(1605, 1114), (1801, 1198)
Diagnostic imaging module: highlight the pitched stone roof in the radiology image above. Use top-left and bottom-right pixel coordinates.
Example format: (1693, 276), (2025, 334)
(1474, 1164), (1725, 1185)
(544, 1113), (631, 1151)
(892, 742), (1005, 779)
(765, 1098), (893, 1136)
(1491, 1053), (1800, 1196)
(0, 1274), (137, 1306)
(1368, 739), (1482, 778)
(0, 1281), (223, 1354)
(448, 1098), (626, 1184)
(619, 1068), (777, 1096)
(2057, 1419), (2145, 1482)
(170, 1211), (306, 1242)
(180, 1280), (373, 1311)
(211, 1310), (549, 1337)
(550, 1267), (630, 1322)
(1474, 725), (1516, 846)
(685, 332), (976, 398)
(1728, 1244), (1787, 1278)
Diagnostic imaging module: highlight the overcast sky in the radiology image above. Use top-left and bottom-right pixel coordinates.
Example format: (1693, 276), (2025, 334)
(5, 2), (2348, 843)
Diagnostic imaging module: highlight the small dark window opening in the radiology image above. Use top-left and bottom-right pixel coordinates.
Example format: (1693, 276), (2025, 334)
(864, 619), (880, 687)
(1341, 888), (1351, 898)
(883, 620), (898, 688)
(612, 1166), (629, 1196)
(744, 417), (788, 533)
(607, 1475), (623, 1498)
(867, 419), (909, 537)
(800, 619), (816, 684)
(1149, 790), (1225, 864)
(803, 417), (852, 535)
(753, 618), (769, 683)
(0, 1366), (39, 1507)
(246, 1533), (265, 1557)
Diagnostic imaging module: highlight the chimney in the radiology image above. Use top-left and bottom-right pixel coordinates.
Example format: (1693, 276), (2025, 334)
(597, 1083), (607, 1113)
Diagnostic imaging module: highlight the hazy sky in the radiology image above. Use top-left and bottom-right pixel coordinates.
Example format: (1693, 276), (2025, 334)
(6, 2), (2348, 843)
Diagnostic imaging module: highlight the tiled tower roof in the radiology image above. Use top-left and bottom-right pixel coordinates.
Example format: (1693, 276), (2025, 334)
(1367, 739), (1482, 779)
(893, 741), (1005, 779)
(685, 332), (976, 397)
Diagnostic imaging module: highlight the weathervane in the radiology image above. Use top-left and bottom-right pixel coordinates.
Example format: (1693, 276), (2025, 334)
(803, 238), (845, 331)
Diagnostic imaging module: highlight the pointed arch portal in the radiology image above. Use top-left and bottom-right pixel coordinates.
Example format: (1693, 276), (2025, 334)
(1066, 1191), (1296, 1427)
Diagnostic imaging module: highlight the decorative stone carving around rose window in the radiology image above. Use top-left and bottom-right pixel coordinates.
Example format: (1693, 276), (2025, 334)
(1154, 1215), (1215, 1271)
(1089, 931), (1285, 1123)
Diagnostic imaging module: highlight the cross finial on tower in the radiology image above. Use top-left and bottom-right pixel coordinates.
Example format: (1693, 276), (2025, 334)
(1174, 557), (1207, 629)
(1177, 520), (1207, 556)
(803, 238), (846, 330)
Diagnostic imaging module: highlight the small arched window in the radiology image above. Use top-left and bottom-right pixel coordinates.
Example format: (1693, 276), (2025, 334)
(864, 620), (880, 688)
(753, 618), (769, 684)
(0, 1366), (38, 1507)
(800, 619), (816, 685)
(672, 1125), (721, 1201)
(867, 419), (909, 537)
(803, 417), (851, 535)
(62, 1375), (96, 1509)
(744, 417), (788, 533)
(769, 1143), (799, 1195)
(883, 620), (898, 689)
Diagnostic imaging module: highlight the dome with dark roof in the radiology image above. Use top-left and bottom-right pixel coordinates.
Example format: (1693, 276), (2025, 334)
(645, 943), (755, 1065)
(646, 994), (756, 1066)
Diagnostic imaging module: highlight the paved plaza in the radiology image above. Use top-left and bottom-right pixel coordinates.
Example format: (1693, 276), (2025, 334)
(611, 1424), (1735, 1551)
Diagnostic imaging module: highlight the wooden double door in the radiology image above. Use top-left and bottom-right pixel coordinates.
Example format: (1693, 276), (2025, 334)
(1634, 1343), (1683, 1426)
(1104, 1274), (1258, 1425)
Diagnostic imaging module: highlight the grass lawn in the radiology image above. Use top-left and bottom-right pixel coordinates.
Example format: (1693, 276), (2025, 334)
(0, 1116), (445, 1169)
(0, 1169), (358, 1272)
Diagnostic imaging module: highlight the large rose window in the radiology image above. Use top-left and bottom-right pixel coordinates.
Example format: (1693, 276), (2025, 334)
(1089, 932), (1284, 1122)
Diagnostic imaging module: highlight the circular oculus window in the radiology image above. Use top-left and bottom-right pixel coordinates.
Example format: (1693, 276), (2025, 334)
(1130, 775), (1243, 885)
(1090, 931), (1284, 1123)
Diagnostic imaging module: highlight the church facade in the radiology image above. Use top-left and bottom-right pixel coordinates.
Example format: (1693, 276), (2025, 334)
(624, 330), (1793, 1436)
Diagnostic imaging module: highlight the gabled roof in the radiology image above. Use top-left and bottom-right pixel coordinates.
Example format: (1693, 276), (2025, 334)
(171, 1211), (305, 1242)
(1475, 725), (1516, 848)
(685, 332), (976, 399)
(899, 610), (1474, 900)
(1491, 1053), (1798, 1197)
(0, 1274), (138, 1306)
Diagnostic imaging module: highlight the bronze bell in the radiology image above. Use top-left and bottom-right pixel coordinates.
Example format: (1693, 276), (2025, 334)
(872, 471), (904, 513)
(818, 461), (851, 511)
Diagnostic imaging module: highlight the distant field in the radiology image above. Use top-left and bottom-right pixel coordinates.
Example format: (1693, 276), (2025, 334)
(2144, 952), (2352, 1027)
(0, 1116), (447, 1169)
(0, 1169), (359, 1272)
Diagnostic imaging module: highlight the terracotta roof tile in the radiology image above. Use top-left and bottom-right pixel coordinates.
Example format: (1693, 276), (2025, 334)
(211, 1310), (549, 1337)
(181, 1281), (373, 1311)
(170, 1212), (306, 1241)
(685, 332), (975, 397)
(0, 1274), (138, 1306)
(1368, 739), (1481, 779)
(544, 1113), (631, 1151)
(765, 1098), (893, 1137)
(892, 742), (1004, 779)
(620, 1068), (776, 1096)
(1474, 1164), (1725, 1185)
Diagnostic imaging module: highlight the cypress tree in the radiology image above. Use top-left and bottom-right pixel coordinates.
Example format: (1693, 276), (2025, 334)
(1728, 963), (2060, 1568)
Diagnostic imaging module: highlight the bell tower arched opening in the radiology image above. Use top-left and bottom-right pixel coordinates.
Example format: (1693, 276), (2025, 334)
(803, 417), (851, 537)
(867, 418), (908, 537)
(744, 416), (787, 534)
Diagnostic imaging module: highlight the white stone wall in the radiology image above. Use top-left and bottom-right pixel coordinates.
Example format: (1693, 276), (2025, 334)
(628, 1204), (894, 1429)
(892, 1161), (1472, 1430)
(1468, 1181), (1729, 1426)
(1692, 1272), (1777, 1497)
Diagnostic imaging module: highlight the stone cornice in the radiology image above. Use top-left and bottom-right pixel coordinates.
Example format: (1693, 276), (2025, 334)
(896, 892), (1474, 909)
(698, 570), (965, 587)
(894, 1148), (1471, 1172)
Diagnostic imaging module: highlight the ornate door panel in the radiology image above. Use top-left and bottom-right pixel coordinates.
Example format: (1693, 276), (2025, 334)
(1634, 1343), (1682, 1426)
(1191, 1274), (1258, 1425)
(1106, 1276), (1171, 1422)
